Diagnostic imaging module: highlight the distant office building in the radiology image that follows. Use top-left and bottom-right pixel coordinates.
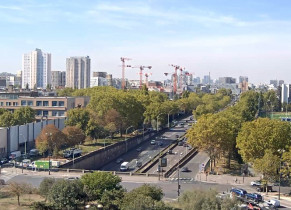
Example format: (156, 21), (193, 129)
(93, 72), (107, 78)
(239, 76), (248, 83)
(219, 77), (236, 84)
(90, 76), (107, 87)
(281, 84), (291, 104)
(22, 48), (51, 89)
(279, 80), (284, 86)
(106, 74), (113, 86)
(202, 75), (213, 85)
(270, 80), (278, 87)
(51, 71), (66, 89)
(193, 77), (200, 84)
(66, 56), (90, 89)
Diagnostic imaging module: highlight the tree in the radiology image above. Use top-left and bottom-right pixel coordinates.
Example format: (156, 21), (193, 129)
(0, 111), (14, 127)
(35, 124), (67, 155)
(62, 126), (86, 147)
(57, 87), (74, 96)
(253, 150), (280, 182)
(81, 171), (122, 201)
(65, 108), (90, 132)
(48, 179), (86, 209)
(12, 107), (35, 125)
(100, 189), (125, 210)
(39, 178), (56, 201)
(236, 118), (291, 163)
(7, 182), (30, 206)
(104, 109), (123, 137)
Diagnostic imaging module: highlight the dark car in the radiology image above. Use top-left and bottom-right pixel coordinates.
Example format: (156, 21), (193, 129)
(230, 188), (247, 197)
(245, 193), (263, 202)
(158, 141), (163, 146)
(181, 167), (189, 172)
(178, 141), (183, 146)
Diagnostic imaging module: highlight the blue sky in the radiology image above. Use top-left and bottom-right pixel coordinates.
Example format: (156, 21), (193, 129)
(1, 0), (291, 83)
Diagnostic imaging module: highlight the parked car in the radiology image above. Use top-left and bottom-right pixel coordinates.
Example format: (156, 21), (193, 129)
(230, 188), (247, 197)
(181, 167), (189, 172)
(0, 158), (8, 165)
(116, 158), (123, 164)
(250, 180), (262, 186)
(178, 141), (184, 146)
(136, 161), (142, 168)
(245, 193), (263, 202)
(150, 140), (156, 145)
(266, 199), (280, 207)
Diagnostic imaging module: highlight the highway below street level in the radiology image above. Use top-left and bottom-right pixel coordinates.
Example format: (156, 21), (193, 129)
(101, 116), (193, 172)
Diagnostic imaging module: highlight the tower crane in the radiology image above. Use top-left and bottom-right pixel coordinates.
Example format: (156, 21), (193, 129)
(165, 64), (180, 94)
(120, 57), (131, 90)
(131, 65), (152, 89)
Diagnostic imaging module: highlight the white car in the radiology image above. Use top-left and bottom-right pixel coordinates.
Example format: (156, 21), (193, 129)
(250, 180), (261, 186)
(150, 140), (156, 145)
(266, 199), (280, 207)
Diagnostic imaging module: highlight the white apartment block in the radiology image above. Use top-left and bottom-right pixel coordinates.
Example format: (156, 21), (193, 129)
(22, 48), (51, 89)
(66, 56), (90, 89)
(51, 71), (66, 89)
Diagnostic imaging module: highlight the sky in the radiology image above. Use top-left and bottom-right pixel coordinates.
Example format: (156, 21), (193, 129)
(1, 0), (291, 84)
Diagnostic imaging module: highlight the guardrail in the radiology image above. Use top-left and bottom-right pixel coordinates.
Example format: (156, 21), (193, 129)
(164, 148), (198, 178)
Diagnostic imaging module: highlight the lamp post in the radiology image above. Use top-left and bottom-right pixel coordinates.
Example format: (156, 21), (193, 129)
(176, 152), (183, 197)
(168, 109), (175, 128)
(125, 126), (134, 152)
(278, 149), (285, 200)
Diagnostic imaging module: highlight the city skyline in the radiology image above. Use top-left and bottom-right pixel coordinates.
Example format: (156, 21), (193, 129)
(1, 0), (291, 84)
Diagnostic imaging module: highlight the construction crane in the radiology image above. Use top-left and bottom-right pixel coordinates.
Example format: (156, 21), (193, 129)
(120, 57), (132, 90)
(131, 65), (152, 89)
(144, 72), (152, 88)
(165, 64), (180, 94)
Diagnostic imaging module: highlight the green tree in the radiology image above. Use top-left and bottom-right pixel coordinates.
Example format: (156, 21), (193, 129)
(236, 118), (291, 163)
(100, 188), (125, 210)
(48, 179), (86, 209)
(57, 87), (74, 96)
(12, 107), (35, 125)
(62, 126), (86, 147)
(65, 108), (90, 131)
(0, 111), (14, 127)
(127, 184), (163, 201)
(39, 178), (56, 201)
(7, 182), (30, 206)
(81, 171), (122, 201)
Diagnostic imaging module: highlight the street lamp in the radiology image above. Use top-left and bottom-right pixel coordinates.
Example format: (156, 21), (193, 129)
(176, 152), (183, 197)
(125, 126), (134, 152)
(168, 109), (175, 128)
(278, 149), (285, 200)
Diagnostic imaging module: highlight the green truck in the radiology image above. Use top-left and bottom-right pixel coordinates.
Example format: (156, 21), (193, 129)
(34, 161), (50, 169)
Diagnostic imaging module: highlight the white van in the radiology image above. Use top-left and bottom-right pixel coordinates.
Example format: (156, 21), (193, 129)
(120, 162), (129, 171)
(9, 151), (21, 159)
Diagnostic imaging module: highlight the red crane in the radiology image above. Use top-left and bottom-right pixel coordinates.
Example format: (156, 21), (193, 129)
(132, 65), (152, 89)
(120, 57), (131, 90)
(165, 64), (180, 94)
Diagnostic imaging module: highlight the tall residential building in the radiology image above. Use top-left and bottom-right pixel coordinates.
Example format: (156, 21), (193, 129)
(281, 84), (291, 104)
(22, 48), (51, 89)
(66, 56), (90, 89)
(239, 76), (248, 83)
(51, 71), (66, 89)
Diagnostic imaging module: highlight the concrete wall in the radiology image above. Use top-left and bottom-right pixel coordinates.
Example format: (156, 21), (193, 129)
(61, 131), (160, 170)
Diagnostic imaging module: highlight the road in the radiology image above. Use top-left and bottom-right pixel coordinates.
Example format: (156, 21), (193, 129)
(171, 151), (209, 179)
(101, 116), (192, 172)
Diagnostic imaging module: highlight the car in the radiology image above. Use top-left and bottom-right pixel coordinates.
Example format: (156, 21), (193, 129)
(256, 185), (272, 192)
(150, 140), (156, 145)
(250, 180), (262, 186)
(266, 199), (280, 207)
(168, 149), (173, 154)
(136, 161), (142, 168)
(230, 188), (247, 197)
(176, 134), (180, 138)
(136, 147), (142, 152)
(181, 167), (189, 172)
(180, 123), (184, 126)
(116, 158), (123, 164)
(245, 193), (263, 202)
(158, 141), (163, 146)
(178, 141), (183, 146)
(0, 158), (8, 165)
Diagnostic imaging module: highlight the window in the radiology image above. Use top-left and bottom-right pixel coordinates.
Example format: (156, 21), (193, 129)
(59, 111), (65, 116)
(21, 100), (26, 106)
(13, 102), (18, 106)
(43, 110), (48, 116)
(52, 101), (58, 107)
(52, 111), (58, 116)
(59, 101), (64, 106)
(0, 102), (3, 106)
(36, 110), (42, 116)
(36, 101), (42, 106)
(6, 102), (11, 106)
(43, 101), (49, 106)
(27, 100), (33, 106)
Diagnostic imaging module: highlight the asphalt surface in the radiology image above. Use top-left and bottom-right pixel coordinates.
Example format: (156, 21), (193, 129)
(101, 116), (192, 172)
